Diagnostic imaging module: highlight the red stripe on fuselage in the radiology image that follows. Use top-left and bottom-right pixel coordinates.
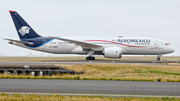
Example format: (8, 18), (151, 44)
(84, 40), (147, 48)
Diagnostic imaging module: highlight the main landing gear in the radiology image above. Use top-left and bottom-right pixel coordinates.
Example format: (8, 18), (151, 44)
(86, 56), (95, 60)
(86, 50), (95, 60)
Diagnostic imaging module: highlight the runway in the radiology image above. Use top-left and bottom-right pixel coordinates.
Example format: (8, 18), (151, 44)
(0, 59), (179, 66)
(0, 61), (152, 66)
(0, 79), (180, 98)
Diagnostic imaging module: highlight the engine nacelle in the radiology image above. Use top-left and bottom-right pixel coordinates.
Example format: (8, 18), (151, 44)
(102, 47), (122, 58)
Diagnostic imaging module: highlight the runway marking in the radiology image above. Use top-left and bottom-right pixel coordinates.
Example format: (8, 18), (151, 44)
(1, 92), (180, 98)
(0, 82), (180, 88)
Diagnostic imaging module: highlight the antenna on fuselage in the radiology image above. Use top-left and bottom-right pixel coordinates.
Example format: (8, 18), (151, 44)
(118, 36), (123, 38)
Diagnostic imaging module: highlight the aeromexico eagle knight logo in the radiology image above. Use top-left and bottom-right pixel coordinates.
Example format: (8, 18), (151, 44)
(18, 26), (30, 36)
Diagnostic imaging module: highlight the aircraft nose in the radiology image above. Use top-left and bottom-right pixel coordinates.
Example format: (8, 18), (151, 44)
(170, 47), (175, 53)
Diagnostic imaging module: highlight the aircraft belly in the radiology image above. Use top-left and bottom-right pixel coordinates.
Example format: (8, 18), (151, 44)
(12, 43), (55, 54)
(40, 45), (77, 54)
(124, 47), (143, 54)
(12, 43), (86, 54)
(70, 46), (88, 54)
(53, 46), (76, 54)
(145, 46), (164, 55)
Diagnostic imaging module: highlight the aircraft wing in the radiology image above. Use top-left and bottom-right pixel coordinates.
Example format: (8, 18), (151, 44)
(4, 38), (33, 45)
(49, 37), (103, 51)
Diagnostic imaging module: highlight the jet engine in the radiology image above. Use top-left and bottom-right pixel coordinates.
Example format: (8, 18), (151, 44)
(102, 47), (122, 58)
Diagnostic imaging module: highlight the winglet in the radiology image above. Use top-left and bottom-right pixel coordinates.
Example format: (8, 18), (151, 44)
(9, 10), (16, 13)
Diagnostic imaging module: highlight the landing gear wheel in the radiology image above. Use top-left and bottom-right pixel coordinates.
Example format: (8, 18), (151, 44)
(86, 57), (90, 60)
(157, 57), (160, 61)
(86, 57), (95, 60)
(92, 57), (95, 60)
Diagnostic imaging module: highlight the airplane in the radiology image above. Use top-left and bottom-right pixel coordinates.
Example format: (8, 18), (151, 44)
(5, 10), (175, 61)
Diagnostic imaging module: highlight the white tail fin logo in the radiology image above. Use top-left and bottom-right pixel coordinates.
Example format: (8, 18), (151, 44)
(18, 26), (30, 36)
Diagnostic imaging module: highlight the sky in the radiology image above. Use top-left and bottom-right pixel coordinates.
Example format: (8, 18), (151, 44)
(0, 0), (180, 56)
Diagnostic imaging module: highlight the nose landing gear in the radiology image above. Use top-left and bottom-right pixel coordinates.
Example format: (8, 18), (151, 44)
(157, 55), (162, 61)
(157, 57), (160, 61)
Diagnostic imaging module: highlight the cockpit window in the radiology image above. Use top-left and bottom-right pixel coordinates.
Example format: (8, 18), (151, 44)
(165, 43), (170, 45)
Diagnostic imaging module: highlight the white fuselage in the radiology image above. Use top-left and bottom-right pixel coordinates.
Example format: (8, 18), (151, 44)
(12, 37), (175, 56)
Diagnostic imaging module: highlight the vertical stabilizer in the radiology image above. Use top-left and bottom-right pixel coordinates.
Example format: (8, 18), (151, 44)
(9, 10), (41, 40)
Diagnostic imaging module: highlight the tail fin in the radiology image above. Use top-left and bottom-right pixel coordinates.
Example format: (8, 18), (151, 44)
(9, 10), (41, 40)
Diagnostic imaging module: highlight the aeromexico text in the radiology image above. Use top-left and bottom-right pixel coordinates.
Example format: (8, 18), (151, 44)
(117, 39), (150, 43)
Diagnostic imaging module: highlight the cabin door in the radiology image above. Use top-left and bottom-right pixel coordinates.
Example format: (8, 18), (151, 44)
(42, 40), (47, 50)
(154, 41), (159, 48)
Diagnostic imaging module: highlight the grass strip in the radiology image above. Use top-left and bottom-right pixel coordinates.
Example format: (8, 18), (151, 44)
(0, 93), (179, 101)
(0, 75), (180, 82)
(1, 64), (180, 82)
(146, 70), (180, 76)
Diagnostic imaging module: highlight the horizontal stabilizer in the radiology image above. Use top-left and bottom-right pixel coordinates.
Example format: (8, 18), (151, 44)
(4, 38), (33, 45)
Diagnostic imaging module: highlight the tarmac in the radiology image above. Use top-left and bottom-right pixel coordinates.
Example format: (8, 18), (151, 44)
(0, 79), (180, 98)
(0, 59), (180, 66)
